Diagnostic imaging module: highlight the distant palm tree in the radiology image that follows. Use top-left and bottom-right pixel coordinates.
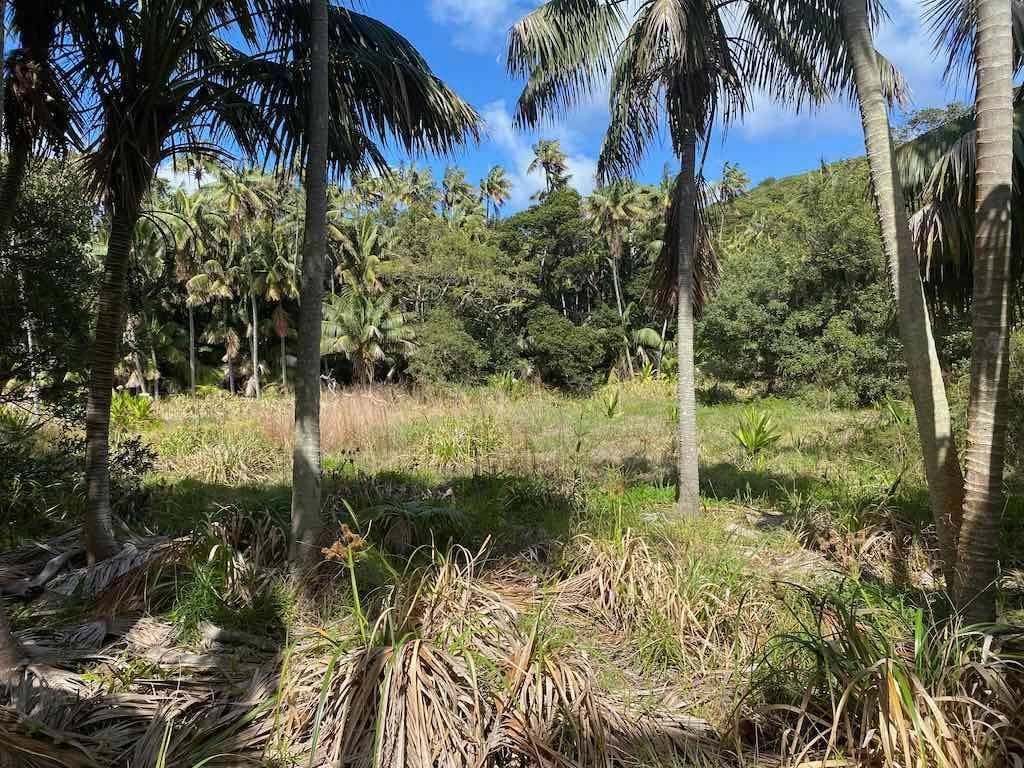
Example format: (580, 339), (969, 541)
(337, 214), (389, 293)
(583, 182), (647, 323)
(165, 188), (223, 394)
(528, 139), (570, 199)
(481, 165), (512, 221)
(442, 166), (476, 220)
(508, 0), (841, 517)
(202, 309), (243, 394)
(322, 289), (413, 386)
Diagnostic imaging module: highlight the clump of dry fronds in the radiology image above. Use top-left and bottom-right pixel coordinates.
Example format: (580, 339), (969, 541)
(208, 506), (287, 606)
(283, 640), (486, 768)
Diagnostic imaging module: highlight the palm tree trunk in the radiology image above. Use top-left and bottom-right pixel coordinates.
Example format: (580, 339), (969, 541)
(280, 334), (287, 389)
(228, 358), (236, 395)
(610, 235), (626, 317)
(251, 293), (261, 399)
(188, 304), (197, 395)
(675, 135), (700, 518)
(956, 0), (1014, 622)
(0, 145), (29, 242)
(290, 0), (329, 571)
(85, 205), (138, 563)
(151, 350), (160, 400)
(840, 0), (965, 588)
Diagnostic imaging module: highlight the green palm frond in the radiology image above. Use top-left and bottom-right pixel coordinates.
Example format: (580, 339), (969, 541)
(507, 0), (627, 128)
(251, 2), (481, 176)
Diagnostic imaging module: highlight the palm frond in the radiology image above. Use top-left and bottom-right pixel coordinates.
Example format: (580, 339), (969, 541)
(507, 0), (626, 128)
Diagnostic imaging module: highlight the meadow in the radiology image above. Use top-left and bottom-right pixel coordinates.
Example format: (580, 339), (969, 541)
(5, 382), (1022, 765)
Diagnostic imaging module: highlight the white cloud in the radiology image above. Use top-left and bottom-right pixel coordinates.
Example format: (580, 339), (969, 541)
(482, 100), (598, 209)
(428, 0), (527, 52)
(735, 4), (958, 140)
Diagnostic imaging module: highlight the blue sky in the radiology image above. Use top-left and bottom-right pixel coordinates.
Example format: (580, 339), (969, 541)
(354, 0), (965, 212)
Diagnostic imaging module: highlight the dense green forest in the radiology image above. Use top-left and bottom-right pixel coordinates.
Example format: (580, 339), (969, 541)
(3, 153), (947, 403)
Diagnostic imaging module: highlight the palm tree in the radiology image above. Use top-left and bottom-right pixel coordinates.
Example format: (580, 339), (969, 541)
(931, 0), (1015, 621)
(528, 138), (570, 199)
(442, 166), (475, 220)
(75, 0), (273, 562)
(481, 165), (512, 221)
(337, 214), (388, 293)
(202, 308), (244, 394)
(509, 0), (824, 517)
(834, 0), (967, 587)
(165, 187), (223, 394)
(583, 182), (647, 323)
(718, 162), (750, 202)
(258, 1), (480, 568)
(322, 289), (414, 385)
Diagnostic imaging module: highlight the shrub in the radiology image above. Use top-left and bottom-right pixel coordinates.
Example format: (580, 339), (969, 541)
(407, 309), (490, 385)
(732, 406), (782, 456)
(526, 305), (603, 392)
(110, 391), (155, 432)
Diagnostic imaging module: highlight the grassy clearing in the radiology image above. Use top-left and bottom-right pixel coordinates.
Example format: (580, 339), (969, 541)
(2, 383), (1023, 765)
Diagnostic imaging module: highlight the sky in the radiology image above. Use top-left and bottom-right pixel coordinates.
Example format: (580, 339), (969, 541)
(163, 2), (967, 210)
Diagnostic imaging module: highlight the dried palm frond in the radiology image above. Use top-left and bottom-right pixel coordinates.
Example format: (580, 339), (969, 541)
(0, 531), (83, 585)
(286, 639), (486, 768)
(486, 629), (723, 768)
(207, 506), (287, 607)
(417, 545), (531, 659)
(48, 537), (190, 599)
(0, 704), (105, 767)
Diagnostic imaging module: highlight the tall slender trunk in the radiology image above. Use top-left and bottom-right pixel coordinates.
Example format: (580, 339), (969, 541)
(957, 0), (1014, 622)
(675, 135), (700, 517)
(0, 146), (29, 242)
(85, 205), (139, 563)
(151, 350), (160, 401)
(250, 293), (261, 399)
(840, 0), (965, 588)
(187, 304), (197, 395)
(610, 235), (625, 316)
(228, 357), (236, 395)
(610, 235), (635, 377)
(290, 0), (329, 570)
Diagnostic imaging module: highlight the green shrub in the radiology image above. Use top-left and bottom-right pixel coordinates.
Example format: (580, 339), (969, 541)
(732, 406), (782, 456)
(526, 305), (603, 392)
(110, 391), (155, 432)
(407, 309), (490, 385)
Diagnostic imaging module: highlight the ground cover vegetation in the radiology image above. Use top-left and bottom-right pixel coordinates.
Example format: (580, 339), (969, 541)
(0, 0), (1022, 766)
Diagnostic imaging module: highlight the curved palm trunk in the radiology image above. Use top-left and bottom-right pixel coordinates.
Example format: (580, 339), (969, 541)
(290, 0), (329, 570)
(250, 294), (261, 398)
(187, 304), (197, 395)
(841, 0), (965, 588)
(675, 135), (700, 518)
(957, 0), (1014, 622)
(85, 205), (139, 563)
